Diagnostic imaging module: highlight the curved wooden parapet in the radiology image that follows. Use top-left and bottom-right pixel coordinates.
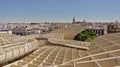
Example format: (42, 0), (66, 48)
(0, 39), (38, 64)
(47, 38), (90, 50)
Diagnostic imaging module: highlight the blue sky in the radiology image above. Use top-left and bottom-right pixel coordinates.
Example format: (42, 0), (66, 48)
(0, 0), (120, 23)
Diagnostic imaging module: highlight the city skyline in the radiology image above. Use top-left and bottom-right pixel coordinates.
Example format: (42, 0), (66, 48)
(0, 0), (120, 23)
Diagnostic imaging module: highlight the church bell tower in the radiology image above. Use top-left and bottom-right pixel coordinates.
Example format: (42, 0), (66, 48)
(72, 16), (75, 23)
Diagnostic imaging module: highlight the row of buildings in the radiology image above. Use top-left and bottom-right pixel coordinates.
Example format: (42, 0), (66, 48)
(0, 23), (68, 35)
(0, 18), (120, 36)
(72, 17), (120, 36)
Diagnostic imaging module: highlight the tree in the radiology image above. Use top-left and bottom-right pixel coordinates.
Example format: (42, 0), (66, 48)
(74, 29), (97, 42)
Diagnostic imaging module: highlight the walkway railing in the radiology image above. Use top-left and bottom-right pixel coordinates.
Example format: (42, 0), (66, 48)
(48, 38), (90, 50)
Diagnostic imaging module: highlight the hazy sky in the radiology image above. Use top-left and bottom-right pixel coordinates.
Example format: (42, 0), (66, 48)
(0, 0), (120, 23)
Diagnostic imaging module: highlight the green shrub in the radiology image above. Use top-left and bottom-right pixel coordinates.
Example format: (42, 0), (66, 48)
(74, 29), (97, 42)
